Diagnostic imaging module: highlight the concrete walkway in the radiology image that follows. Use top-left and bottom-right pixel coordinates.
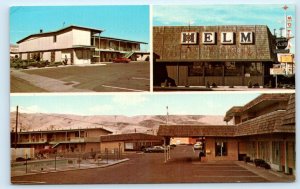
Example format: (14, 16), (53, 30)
(235, 161), (295, 182)
(11, 70), (93, 92)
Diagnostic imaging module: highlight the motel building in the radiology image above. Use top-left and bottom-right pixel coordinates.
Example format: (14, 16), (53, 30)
(153, 25), (278, 88)
(16, 25), (149, 65)
(100, 133), (163, 153)
(158, 93), (295, 175)
(11, 127), (113, 154)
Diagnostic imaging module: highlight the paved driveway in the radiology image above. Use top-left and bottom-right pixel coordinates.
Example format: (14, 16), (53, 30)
(12, 145), (274, 184)
(11, 62), (150, 92)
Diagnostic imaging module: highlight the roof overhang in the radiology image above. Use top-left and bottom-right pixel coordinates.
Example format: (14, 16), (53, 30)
(157, 125), (236, 137)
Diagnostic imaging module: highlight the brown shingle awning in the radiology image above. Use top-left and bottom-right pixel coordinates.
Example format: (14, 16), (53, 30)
(157, 125), (236, 137)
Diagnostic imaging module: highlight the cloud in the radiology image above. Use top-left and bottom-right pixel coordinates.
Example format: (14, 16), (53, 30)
(112, 95), (148, 106)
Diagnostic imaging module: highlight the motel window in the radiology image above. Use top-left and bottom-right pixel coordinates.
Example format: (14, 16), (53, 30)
(244, 62), (263, 76)
(215, 142), (227, 156)
(53, 35), (57, 43)
(224, 62), (243, 76)
(188, 62), (204, 76)
(204, 62), (223, 76)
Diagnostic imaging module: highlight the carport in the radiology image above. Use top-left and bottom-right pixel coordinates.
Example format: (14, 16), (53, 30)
(157, 125), (237, 163)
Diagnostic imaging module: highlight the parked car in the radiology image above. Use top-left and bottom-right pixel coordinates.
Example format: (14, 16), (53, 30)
(193, 142), (203, 150)
(144, 146), (165, 153)
(112, 57), (131, 63)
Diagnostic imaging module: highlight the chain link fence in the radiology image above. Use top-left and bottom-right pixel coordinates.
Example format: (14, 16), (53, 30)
(11, 148), (124, 176)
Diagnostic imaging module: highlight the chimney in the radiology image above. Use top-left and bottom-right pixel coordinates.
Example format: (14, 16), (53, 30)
(40, 29), (43, 33)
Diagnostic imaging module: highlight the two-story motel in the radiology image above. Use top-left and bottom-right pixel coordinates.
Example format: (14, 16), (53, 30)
(153, 25), (277, 88)
(11, 127), (113, 153)
(158, 93), (295, 175)
(17, 25), (148, 65)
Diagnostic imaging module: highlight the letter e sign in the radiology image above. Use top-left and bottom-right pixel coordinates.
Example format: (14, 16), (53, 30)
(202, 32), (215, 44)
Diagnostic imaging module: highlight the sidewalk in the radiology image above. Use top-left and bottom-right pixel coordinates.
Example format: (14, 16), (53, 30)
(11, 70), (93, 92)
(235, 161), (295, 182)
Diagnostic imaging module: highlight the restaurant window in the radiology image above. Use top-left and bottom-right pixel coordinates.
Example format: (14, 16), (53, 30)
(224, 62), (243, 76)
(205, 62), (223, 76)
(188, 62), (204, 76)
(215, 141), (227, 156)
(244, 62), (263, 76)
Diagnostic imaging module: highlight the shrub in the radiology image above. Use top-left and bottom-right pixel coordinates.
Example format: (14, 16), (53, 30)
(247, 81), (253, 88)
(253, 83), (260, 88)
(211, 83), (218, 88)
(206, 81), (210, 88)
(254, 159), (265, 167)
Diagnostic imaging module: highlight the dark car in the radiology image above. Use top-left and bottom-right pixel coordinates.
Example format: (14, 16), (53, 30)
(144, 146), (165, 153)
(112, 57), (131, 63)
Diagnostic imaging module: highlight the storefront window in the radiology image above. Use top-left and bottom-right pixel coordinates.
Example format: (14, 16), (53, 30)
(224, 62), (243, 76)
(215, 142), (227, 156)
(205, 62), (223, 76)
(188, 62), (204, 76)
(244, 62), (263, 76)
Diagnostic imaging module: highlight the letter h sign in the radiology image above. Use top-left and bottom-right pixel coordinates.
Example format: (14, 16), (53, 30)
(181, 32), (198, 44)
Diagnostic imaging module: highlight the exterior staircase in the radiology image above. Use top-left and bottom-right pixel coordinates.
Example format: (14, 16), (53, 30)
(124, 51), (134, 58)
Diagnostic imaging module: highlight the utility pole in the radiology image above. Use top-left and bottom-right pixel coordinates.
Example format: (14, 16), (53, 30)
(283, 5), (288, 38)
(166, 106), (169, 125)
(14, 106), (19, 149)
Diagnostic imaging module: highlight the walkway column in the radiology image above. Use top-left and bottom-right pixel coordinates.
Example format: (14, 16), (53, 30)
(284, 141), (289, 174)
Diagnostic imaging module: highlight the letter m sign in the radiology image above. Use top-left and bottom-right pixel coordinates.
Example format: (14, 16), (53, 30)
(181, 32), (198, 44)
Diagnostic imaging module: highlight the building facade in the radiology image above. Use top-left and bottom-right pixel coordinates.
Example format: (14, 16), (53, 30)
(100, 133), (163, 153)
(158, 94), (295, 175)
(153, 25), (277, 87)
(11, 127), (112, 154)
(17, 25), (148, 65)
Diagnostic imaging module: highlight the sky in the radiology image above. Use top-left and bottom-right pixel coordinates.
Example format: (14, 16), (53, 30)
(10, 93), (261, 116)
(10, 6), (150, 51)
(153, 4), (295, 53)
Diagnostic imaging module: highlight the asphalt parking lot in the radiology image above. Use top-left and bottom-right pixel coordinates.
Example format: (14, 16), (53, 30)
(10, 61), (150, 92)
(12, 145), (290, 184)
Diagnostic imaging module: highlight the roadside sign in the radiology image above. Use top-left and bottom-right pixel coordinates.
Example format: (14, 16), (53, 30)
(270, 68), (285, 75)
(280, 55), (293, 63)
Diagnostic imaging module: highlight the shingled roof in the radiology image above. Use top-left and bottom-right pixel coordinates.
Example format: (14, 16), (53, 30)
(100, 133), (163, 142)
(282, 94), (295, 125)
(157, 125), (236, 137)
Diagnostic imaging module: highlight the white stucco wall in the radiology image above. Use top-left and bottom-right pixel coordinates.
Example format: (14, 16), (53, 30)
(42, 52), (51, 62)
(55, 51), (62, 62)
(72, 29), (91, 46)
(18, 28), (92, 53)
(21, 53), (27, 60)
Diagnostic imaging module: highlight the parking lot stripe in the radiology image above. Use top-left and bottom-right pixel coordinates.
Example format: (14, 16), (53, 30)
(101, 85), (147, 92)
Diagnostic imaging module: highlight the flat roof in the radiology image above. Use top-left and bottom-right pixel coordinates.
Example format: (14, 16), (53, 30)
(98, 36), (148, 44)
(17, 25), (103, 44)
(16, 127), (112, 134)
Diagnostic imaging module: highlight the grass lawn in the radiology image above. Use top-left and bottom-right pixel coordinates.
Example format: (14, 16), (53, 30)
(11, 75), (48, 93)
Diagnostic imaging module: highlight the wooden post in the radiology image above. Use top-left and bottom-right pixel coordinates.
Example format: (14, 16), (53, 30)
(284, 141), (289, 174)
(14, 106), (19, 149)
